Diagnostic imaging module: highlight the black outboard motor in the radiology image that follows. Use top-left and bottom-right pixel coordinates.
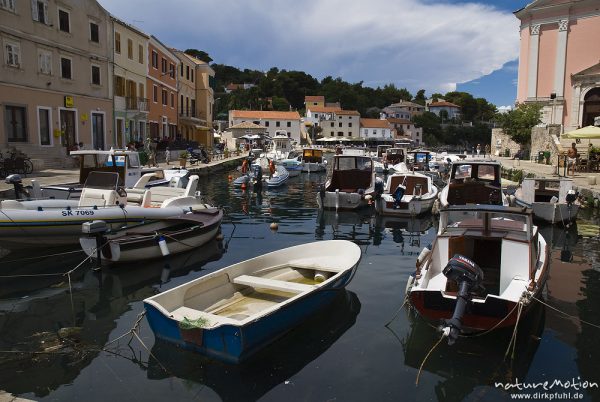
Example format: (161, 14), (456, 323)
(565, 189), (578, 225)
(5, 174), (28, 199)
(252, 165), (263, 192)
(442, 254), (484, 345)
(374, 177), (384, 200)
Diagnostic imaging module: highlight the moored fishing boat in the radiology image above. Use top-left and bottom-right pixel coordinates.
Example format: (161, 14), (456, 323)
(439, 160), (507, 208)
(79, 207), (223, 263)
(514, 177), (579, 224)
(374, 164), (439, 216)
(316, 155), (375, 210)
(301, 148), (327, 172)
(406, 205), (549, 344)
(143, 240), (361, 363)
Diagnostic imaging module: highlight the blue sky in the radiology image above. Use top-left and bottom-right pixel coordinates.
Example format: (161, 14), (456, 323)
(99, 0), (530, 108)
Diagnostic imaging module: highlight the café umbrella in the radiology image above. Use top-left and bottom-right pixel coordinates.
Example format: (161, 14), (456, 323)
(561, 125), (600, 139)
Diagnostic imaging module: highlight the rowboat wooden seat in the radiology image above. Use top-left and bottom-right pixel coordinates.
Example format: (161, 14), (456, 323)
(233, 275), (315, 293)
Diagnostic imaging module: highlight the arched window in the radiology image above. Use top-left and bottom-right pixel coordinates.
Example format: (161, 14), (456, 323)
(583, 87), (600, 126)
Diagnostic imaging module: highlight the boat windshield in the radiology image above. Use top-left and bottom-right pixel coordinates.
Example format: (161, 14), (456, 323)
(83, 171), (119, 190)
(451, 163), (499, 183)
(335, 156), (372, 171)
(443, 209), (531, 240)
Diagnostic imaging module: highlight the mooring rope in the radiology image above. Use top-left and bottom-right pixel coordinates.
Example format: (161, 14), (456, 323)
(532, 295), (600, 330)
(505, 300), (524, 360)
(384, 296), (409, 327)
(0, 248), (84, 265)
(415, 332), (446, 386)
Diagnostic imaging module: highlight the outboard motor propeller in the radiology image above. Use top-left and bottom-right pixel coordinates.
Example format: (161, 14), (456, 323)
(442, 254), (484, 345)
(5, 174), (28, 199)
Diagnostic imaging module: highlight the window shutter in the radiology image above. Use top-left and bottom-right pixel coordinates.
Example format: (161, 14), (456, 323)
(38, 52), (43, 72)
(31, 0), (38, 21)
(43, 2), (48, 24)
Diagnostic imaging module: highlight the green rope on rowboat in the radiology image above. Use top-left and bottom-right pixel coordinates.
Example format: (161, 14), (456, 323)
(178, 316), (209, 330)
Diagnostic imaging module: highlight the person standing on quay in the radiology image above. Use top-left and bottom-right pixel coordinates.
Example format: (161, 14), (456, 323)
(567, 142), (579, 176)
(476, 144), (481, 156)
(484, 144), (490, 158)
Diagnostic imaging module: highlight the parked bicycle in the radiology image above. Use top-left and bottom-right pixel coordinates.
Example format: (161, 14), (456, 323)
(0, 149), (33, 177)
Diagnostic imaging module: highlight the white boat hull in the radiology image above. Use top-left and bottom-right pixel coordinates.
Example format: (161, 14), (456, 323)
(316, 191), (370, 210)
(375, 193), (437, 216)
(515, 198), (579, 224)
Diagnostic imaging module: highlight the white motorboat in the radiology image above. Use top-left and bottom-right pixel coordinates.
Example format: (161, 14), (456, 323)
(407, 205), (549, 344)
(0, 171), (207, 249)
(316, 155), (375, 210)
(514, 177), (579, 224)
(374, 167), (439, 216)
(301, 148), (327, 172)
(263, 130), (295, 161)
(80, 207), (223, 263)
(38, 149), (189, 200)
(143, 240), (361, 363)
(439, 160), (507, 208)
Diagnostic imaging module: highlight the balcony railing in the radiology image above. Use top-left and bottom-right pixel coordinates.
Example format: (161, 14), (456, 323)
(179, 107), (198, 118)
(126, 97), (149, 112)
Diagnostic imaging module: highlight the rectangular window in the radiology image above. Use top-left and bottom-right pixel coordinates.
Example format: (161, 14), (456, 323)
(5, 105), (27, 142)
(114, 76), (125, 96)
(58, 9), (70, 33)
(276, 121), (280, 127)
(265, 121), (269, 127)
(338, 122), (342, 127)
(153, 85), (158, 103)
(138, 44), (143, 64)
(180, 95), (184, 113)
(5, 41), (20, 67)
(186, 65), (190, 80)
(115, 32), (121, 54)
(38, 49), (52, 74)
(180, 63), (184, 76)
(286, 122), (291, 127)
(0, 0), (15, 12)
(32, 0), (49, 24)
(169, 63), (175, 78)
(191, 70), (194, 83)
(138, 83), (144, 98)
(90, 22), (99, 43)
(337, 131), (343, 137)
(161, 58), (167, 74)
(349, 122), (352, 127)
(330, 122), (334, 127)
(162, 89), (167, 106)
(38, 107), (51, 145)
(127, 39), (133, 59)
(151, 50), (158, 69)
(91, 65), (100, 85)
(170, 92), (174, 108)
(60, 57), (72, 79)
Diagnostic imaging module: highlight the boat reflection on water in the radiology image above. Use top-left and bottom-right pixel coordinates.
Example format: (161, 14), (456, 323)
(315, 208), (375, 245)
(402, 302), (545, 401)
(537, 223), (579, 262)
(0, 238), (225, 397)
(147, 290), (361, 401)
(372, 214), (434, 251)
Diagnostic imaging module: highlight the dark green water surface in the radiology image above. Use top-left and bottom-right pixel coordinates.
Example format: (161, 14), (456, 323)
(1, 168), (599, 401)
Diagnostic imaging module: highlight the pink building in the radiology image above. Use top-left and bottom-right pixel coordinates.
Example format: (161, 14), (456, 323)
(515, 0), (600, 132)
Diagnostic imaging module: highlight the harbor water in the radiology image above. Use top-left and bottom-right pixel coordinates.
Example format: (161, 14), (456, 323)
(1, 167), (600, 401)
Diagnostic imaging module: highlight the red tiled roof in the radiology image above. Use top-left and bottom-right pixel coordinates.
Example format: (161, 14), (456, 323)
(360, 118), (391, 128)
(335, 110), (360, 116)
(429, 101), (460, 108)
(308, 105), (342, 113)
(305, 95), (325, 102)
(230, 110), (301, 120)
(387, 118), (412, 124)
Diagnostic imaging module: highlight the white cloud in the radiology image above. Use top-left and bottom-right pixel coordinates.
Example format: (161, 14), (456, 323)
(98, 0), (519, 95)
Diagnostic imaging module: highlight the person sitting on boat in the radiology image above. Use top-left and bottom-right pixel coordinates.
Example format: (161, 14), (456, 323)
(241, 158), (249, 174)
(269, 159), (276, 178)
(393, 184), (406, 209)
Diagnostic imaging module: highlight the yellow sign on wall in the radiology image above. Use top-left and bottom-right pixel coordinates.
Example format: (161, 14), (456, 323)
(64, 96), (74, 108)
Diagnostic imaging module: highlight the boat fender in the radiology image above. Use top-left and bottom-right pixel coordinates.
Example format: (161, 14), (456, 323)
(158, 236), (170, 256)
(314, 270), (330, 282)
(416, 244), (432, 267)
(405, 274), (415, 293)
(566, 189), (578, 205)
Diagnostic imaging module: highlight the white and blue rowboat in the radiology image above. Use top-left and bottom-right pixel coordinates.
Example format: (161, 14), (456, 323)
(278, 157), (303, 177)
(143, 240), (361, 363)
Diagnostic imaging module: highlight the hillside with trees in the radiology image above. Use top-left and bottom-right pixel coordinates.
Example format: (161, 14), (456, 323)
(195, 49), (500, 146)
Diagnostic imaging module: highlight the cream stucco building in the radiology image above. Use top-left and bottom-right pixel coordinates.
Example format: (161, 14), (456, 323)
(1, 0), (113, 167)
(112, 16), (149, 147)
